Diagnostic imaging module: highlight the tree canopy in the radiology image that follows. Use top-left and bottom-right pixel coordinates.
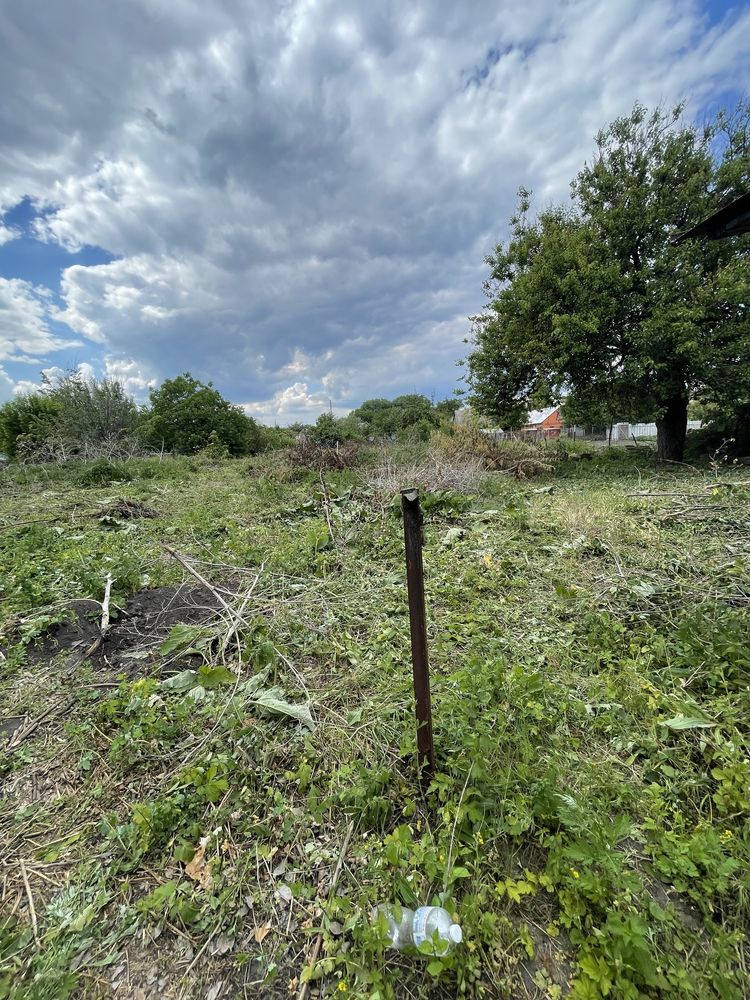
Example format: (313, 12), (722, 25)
(350, 394), (457, 439)
(139, 373), (261, 456)
(465, 102), (750, 460)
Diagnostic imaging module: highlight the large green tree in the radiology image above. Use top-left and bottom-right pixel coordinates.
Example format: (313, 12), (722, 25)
(352, 394), (455, 438)
(466, 102), (750, 461)
(140, 373), (260, 455)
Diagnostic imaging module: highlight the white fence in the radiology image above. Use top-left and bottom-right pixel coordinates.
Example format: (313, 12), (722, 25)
(615, 420), (702, 440)
(477, 419), (704, 442)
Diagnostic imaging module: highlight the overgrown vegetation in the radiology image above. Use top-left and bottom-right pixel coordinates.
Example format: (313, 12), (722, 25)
(0, 371), (139, 462)
(0, 443), (748, 999)
(0, 373), (461, 467)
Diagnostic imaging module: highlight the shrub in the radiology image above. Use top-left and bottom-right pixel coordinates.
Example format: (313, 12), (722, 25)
(0, 394), (60, 459)
(397, 416), (435, 443)
(50, 372), (139, 444)
(198, 430), (230, 460)
(73, 458), (135, 486)
(256, 424), (295, 451)
(309, 412), (363, 446)
(0, 371), (143, 463)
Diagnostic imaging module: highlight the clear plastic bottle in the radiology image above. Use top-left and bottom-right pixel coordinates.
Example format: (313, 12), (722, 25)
(372, 904), (463, 955)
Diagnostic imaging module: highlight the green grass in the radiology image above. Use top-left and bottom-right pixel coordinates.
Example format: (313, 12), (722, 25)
(0, 448), (748, 998)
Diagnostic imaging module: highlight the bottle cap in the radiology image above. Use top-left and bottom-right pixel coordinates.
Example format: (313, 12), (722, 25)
(449, 924), (463, 944)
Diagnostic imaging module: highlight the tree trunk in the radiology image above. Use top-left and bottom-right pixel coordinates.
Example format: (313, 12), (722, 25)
(656, 393), (688, 462)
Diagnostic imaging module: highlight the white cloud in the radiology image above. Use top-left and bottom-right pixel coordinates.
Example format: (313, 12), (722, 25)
(0, 224), (19, 246)
(244, 314), (481, 423)
(0, 0), (748, 412)
(0, 277), (80, 362)
(10, 379), (41, 396)
(37, 362), (97, 385)
(103, 357), (157, 398)
(243, 382), (348, 425)
(0, 365), (14, 403)
(6, 358), (155, 404)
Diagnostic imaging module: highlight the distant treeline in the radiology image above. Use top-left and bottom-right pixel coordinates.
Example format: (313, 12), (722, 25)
(0, 370), (460, 462)
(304, 394), (460, 446)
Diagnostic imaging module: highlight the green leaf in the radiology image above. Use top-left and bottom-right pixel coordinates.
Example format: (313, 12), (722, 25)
(239, 667), (272, 695)
(162, 669), (198, 692)
(160, 624), (208, 656)
(173, 843), (195, 863)
(249, 689), (315, 731)
(163, 665), (237, 693)
(38, 831), (82, 862)
(172, 898), (200, 924)
(69, 901), (102, 932)
(198, 665), (237, 689)
(662, 715), (717, 730)
(426, 960), (444, 977)
(98, 515), (131, 531)
(202, 777), (229, 802)
(441, 527), (465, 547)
(137, 880), (178, 914)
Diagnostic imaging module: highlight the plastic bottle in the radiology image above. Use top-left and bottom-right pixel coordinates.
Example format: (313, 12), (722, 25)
(372, 904), (463, 955)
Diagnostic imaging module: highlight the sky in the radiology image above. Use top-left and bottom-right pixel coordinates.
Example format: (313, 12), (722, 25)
(0, 0), (748, 424)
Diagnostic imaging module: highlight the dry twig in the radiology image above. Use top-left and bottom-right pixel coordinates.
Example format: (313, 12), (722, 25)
(19, 859), (40, 947)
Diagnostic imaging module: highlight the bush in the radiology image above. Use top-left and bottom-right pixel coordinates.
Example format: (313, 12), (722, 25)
(397, 417), (435, 443)
(50, 373), (139, 444)
(0, 372), (143, 463)
(198, 430), (231, 460)
(73, 458), (135, 486)
(352, 394), (452, 437)
(0, 394), (60, 459)
(309, 412), (363, 446)
(256, 425), (295, 451)
(684, 424), (750, 464)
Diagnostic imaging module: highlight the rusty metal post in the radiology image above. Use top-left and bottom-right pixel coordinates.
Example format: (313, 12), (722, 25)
(401, 488), (435, 782)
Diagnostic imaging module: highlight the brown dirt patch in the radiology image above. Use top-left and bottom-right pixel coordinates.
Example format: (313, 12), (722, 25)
(23, 584), (222, 677)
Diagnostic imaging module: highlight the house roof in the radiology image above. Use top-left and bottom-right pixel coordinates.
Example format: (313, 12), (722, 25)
(524, 406), (559, 426)
(672, 191), (750, 244)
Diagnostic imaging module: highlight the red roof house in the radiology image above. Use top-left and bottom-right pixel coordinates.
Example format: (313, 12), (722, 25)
(520, 406), (564, 439)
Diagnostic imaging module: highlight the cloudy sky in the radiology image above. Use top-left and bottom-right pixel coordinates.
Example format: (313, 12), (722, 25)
(0, 0), (747, 423)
